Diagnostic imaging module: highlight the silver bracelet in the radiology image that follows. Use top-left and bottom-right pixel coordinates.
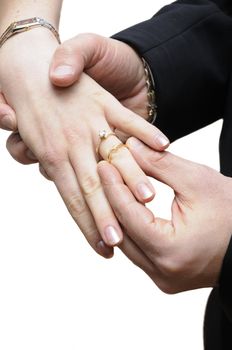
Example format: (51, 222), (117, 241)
(0, 17), (61, 48)
(142, 57), (157, 124)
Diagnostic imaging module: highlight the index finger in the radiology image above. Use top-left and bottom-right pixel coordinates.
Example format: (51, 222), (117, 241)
(48, 161), (114, 259)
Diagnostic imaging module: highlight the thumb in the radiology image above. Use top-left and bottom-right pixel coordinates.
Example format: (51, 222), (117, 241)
(127, 137), (202, 197)
(50, 33), (105, 87)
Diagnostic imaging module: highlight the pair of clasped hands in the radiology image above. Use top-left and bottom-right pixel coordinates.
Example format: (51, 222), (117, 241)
(1, 32), (232, 294)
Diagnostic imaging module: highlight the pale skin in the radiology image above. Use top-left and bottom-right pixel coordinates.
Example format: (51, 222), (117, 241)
(98, 138), (232, 293)
(0, 4), (169, 258)
(0, 33), (155, 159)
(1, 33), (231, 292)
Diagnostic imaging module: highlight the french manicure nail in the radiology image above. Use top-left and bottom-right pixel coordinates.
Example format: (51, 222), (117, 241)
(157, 134), (169, 148)
(137, 183), (155, 201)
(1, 115), (14, 131)
(104, 226), (121, 246)
(53, 65), (75, 77)
(127, 137), (143, 149)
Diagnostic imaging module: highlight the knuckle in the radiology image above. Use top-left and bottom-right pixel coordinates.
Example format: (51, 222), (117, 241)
(149, 151), (170, 171)
(90, 90), (106, 104)
(83, 227), (100, 244)
(80, 174), (101, 196)
(115, 198), (135, 224)
(38, 148), (66, 170)
(122, 113), (135, 130)
(157, 281), (179, 295)
(124, 201), (137, 219)
(63, 126), (88, 146)
(78, 33), (99, 46)
(66, 193), (87, 220)
(39, 164), (52, 181)
(157, 255), (184, 281)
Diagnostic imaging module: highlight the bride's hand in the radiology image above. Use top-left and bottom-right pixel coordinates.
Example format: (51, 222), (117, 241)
(0, 30), (169, 258)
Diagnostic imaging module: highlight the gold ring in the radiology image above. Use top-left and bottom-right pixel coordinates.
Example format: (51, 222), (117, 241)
(96, 129), (116, 154)
(107, 143), (129, 163)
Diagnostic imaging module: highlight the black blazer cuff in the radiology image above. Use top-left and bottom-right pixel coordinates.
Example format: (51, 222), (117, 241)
(219, 235), (232, 322)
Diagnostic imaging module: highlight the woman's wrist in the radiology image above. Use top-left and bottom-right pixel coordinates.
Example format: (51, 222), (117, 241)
(0, 29), (59, 103)
(0, 0), (62, 33)
(0, 17), (60, 48)
(0, 27), (59, 62)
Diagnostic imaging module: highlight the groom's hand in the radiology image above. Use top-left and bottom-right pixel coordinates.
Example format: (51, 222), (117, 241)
(98, 138), (232, 293)
(49, 33), (149, 120)
(0, 93), (37, 165)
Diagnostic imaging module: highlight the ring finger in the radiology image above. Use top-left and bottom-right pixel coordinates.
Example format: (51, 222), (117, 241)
(97, 129), (155, 203)
(69, 141), (124, 247)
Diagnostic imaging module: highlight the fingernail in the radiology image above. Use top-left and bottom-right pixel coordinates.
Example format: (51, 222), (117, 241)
(53, 65), (75, 77)
(96, 240), (114, 259)
(157, 134), (169, 148)
(104, 226), (121, 246)
(137, 183), (155, 201)
(127, 137), (143, 149)
(1, 114), (15, 131)
(26, 149), (37, 161)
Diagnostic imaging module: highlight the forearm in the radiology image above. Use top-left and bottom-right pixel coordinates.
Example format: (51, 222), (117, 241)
(0, 0), (63, 32)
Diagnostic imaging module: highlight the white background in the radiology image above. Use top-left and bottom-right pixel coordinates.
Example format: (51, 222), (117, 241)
(0, 1), (222, 349)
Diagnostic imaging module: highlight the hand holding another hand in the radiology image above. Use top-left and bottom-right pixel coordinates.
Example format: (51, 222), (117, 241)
(49, 33), (150, 120)
(0, 32), (154, 163)
(98, 138), (232, 293)
(0, 31), (230, 293)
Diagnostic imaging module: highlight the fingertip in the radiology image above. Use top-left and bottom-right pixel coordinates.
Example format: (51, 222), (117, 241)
(97, 161), (122, 185)
(97, 160), (112, 173)
(138, 185), (155, 204)
(52, 65), (75, 77)
(96, 240), (114, 259)
(6, 132), (37, 165)
(51, 76), (76, 88)
(0, 105), (17, 131)
(97, 160), (110, 168)
(0, 114), (16, 131)
(156, 134), (170, 150)
(127, 135), (169, 152)
(50, 65), (77, 87)
(126, 137), (145, 150)
(50, 75), (76, 88)
(103, 225), (123, 247)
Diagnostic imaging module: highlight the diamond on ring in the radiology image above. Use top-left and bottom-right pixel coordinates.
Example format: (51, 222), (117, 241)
(99, 130), (108, 139)
(96, 130), (116, 155)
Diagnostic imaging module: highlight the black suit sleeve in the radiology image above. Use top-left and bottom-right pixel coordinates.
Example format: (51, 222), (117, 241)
(112, 0), (232, 142)
(219, 237), (232, 322)
(113, 0), (232, 323)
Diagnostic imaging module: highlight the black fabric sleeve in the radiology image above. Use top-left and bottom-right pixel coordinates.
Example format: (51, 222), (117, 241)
(219, 235), (232, 322)
(112, 0), (232, 142)
(113, 0), (232, 323)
